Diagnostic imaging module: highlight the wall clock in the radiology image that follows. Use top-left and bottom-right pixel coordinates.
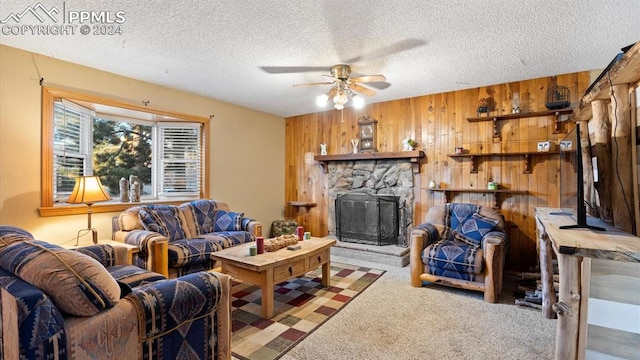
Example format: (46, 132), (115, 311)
(358, 116), (378, 153)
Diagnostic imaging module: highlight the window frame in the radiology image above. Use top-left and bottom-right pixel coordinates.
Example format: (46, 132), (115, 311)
(40, 86), (210, 217)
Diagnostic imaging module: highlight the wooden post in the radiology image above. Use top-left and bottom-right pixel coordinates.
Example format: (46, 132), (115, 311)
(631, 86), (640, 235)
(611, 84), (635, 233)
(1, 288), (20, 360)
(483, 241), (499, 303)
(410, 233), (425, 287)
(592, 100), (613, 223)
(538, 227), (558, 319)
(577, 258), (591, 360)
(554, 253), (582, 360)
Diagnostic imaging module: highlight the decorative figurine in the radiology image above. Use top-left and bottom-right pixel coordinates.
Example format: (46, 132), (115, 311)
(350, 138), (359, 154)
(129, 175), (140, 202)
(511, 93), (521, 114)
(320, 143), (327, 155)
(119, 177), (129, 202)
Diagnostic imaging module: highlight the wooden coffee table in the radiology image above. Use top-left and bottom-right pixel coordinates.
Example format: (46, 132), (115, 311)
(211, 236), (336, 318)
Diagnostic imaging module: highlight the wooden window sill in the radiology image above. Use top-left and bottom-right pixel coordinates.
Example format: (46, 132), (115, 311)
(39, 198), (196, 217)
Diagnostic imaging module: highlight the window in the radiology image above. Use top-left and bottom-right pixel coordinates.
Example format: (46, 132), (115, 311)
(158, 123), (202, 196)
(41, 87), (209, 216)
(53, 100), (94, 198)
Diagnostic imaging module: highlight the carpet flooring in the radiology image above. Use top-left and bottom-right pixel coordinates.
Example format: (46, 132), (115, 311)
(230, 263), (385, 360)
(277, 254), (557, 360)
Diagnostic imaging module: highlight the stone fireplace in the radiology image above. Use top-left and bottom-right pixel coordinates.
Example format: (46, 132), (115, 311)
(323, 156), (421, 247)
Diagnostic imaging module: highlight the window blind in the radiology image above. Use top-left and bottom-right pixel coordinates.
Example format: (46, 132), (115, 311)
(53, 99), (95, 200)
(157, 122), (202, 196)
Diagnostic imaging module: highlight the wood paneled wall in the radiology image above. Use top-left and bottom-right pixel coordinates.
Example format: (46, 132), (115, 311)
(285, 72), (590, 270)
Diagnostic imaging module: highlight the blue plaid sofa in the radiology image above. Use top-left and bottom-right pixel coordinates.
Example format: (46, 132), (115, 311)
(0, 225), (232, 360)
(410, 203), (508, 302)
(113, 199), (262, 278)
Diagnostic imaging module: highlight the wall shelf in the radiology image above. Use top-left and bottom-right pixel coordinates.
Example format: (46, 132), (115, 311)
(448, 151), (562, 174)
(287, 201), (317, 224)
(288, 201), (317, 208)
(429, 188), (528, 208)
(314, 150), (425, 173)
(467, 108), (574, 139)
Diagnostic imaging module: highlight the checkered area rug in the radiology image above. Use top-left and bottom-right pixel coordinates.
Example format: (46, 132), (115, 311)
(230, 262), (385, 360)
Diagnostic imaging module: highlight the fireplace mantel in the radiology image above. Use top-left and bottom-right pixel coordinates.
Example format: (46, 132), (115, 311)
(314, 150), (425, 173)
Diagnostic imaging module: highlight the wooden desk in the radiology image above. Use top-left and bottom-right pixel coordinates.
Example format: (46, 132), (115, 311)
(535, 208), (640, 360)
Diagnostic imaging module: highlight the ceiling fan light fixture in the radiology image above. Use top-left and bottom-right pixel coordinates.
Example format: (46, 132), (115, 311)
(316, 93), (329, 107)
(333, 91), (348, 110)
(352, 94), (365, 109)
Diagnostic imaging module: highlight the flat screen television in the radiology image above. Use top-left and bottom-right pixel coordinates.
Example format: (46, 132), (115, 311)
(555, 122), (604, 231)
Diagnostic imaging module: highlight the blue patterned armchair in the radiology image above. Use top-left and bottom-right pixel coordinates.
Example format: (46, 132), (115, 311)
(410, 203), (508, 302)
(0, 225), (232, 360)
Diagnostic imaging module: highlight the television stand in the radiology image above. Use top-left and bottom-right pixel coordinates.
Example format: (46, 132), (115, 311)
(558, 223), (605, 231)
(549, 211), (606, 231)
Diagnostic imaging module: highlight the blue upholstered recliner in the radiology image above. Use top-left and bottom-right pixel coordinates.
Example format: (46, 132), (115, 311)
(0, 225), (232, 359)
(410, 203), (508, 302)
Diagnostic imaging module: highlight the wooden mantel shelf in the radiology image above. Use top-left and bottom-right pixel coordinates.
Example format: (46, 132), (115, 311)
(314, 150), (426, 173)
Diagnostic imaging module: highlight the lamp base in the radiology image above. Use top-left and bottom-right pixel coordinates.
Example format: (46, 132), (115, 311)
(75, 228), (98, 246)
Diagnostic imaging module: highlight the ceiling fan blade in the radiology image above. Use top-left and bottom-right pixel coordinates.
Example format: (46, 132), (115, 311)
(261, 66), (329, 74)
(293, 81), (335, 87)
(348, 83), (376, 97)
(365, 81), (391, 90)
(326, 87), (338, 98)
(350, 74), (387, 83)
(344, 38), (427, 63)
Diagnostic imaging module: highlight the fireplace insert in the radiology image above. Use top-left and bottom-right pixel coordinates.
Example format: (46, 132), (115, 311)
(335, 193), (399, 246)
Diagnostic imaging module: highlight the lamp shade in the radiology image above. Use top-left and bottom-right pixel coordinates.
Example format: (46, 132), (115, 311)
(66, 176), (111, 205)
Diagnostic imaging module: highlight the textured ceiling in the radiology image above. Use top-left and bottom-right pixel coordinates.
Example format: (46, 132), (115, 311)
(1, 0), (639, 117)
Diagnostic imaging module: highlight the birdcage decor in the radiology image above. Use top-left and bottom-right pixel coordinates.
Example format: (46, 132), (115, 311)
(545, 85), (571, 110)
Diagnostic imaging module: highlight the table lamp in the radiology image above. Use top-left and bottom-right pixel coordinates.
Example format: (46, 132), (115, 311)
(66, 175), (111, 244)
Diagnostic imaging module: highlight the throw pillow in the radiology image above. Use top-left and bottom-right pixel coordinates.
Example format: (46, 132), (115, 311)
(182, 200), (218, 235)
(214, 210), (244, 232)
(139, 206), (187, 241)
(0, 240), (121, 316)
(452, 211), (499, 247)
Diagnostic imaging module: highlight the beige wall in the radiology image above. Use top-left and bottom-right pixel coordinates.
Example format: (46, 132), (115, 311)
(0, 44), (285, 244)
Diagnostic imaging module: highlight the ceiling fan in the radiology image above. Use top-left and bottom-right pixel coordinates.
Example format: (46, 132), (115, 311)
(291, 64), (386, 110)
